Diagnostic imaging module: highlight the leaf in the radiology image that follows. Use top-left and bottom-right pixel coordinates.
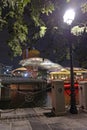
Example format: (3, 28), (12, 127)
(40, 26), (47, 37)
(41, 2), (54, 15)
(81, 2), (87, 13)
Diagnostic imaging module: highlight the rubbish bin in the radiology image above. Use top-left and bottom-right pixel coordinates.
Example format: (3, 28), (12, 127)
(79, 81), (87, 110)
(51, 80), (65, 116)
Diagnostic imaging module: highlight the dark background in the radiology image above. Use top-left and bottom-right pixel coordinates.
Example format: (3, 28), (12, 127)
(0, 30), (22, 68)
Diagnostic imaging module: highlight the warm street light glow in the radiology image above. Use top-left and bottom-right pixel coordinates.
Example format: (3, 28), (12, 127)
(63, 9), (75, 25)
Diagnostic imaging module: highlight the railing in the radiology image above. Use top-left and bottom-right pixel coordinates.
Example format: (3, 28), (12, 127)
(0, 76), (47, 84)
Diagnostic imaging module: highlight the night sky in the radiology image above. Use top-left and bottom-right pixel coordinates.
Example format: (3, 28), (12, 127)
(0, 30), (22, 69)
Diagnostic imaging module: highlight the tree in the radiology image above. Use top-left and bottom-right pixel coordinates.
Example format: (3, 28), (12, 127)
(0, 0), (87, 68)
(0, 0), (54, 56)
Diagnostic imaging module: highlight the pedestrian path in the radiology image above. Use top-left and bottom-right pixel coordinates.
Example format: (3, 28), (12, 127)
(0, 107), (87, 130)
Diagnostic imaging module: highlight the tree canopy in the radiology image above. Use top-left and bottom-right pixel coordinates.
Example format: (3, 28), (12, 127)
(0, 0), (55, 56)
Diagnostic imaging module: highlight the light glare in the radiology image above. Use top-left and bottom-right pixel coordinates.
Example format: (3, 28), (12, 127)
(63, 9), (75, 25)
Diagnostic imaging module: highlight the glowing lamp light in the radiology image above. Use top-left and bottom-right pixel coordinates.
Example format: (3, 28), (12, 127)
(63, 9), (75, 25)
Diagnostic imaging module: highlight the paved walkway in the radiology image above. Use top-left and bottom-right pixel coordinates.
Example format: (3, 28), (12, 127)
(0, 107), (87, 130)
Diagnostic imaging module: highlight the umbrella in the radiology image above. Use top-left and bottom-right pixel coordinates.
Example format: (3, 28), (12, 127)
(39, 59), (63, 70)
(20, 57), (45, 66)
(19, 57), (64, 71)
(12, 67), (27, 73)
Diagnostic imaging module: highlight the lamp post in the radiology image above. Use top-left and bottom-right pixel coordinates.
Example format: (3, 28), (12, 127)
(63, 9), (78, 114)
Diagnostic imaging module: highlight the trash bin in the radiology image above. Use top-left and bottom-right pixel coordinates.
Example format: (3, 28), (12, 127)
(51, 80), (65, 116)
(79, 81), (87, 110)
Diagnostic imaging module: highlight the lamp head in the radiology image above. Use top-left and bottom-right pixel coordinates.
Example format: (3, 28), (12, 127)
(63, 9), (75, 25)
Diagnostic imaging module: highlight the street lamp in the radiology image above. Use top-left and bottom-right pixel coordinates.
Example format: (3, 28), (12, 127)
(63, 9), (78, 114)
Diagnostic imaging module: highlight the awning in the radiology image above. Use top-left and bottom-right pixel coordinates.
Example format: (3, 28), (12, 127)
(19, 57), (63, 71)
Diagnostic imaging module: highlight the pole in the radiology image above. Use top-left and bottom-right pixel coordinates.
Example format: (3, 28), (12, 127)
(69, 28), (78, 114)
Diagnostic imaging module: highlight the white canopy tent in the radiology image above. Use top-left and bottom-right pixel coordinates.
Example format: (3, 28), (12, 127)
(19, 57), (63, 71)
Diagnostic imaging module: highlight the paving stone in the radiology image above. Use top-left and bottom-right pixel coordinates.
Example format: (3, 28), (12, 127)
(0, 123), (11, 130)
(0, 108), (87, 130)
(30, 123), (51, 130)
